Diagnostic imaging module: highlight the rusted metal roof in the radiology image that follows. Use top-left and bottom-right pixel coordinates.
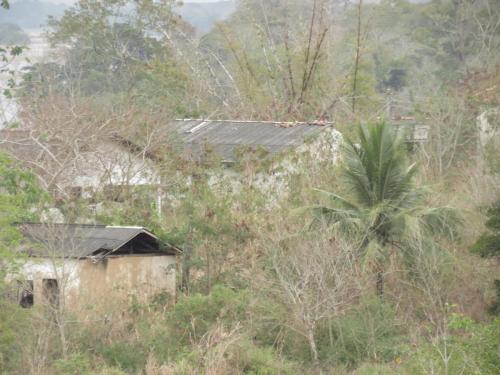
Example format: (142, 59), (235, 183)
(157, 119), (333, 162)
(17, 223), (179, 258)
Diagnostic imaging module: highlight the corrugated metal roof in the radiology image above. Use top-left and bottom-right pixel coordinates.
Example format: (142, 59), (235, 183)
(158, 119), (332, 162)
(17, 223), (178, 258)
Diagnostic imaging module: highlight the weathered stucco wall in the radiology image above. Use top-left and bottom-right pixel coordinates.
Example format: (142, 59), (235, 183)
(14, 255), (176, 310)
(77, 255), (176, 308)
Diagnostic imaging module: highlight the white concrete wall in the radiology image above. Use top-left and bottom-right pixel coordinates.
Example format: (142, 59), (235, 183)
(478, 108), (499, 147)
(14, 258), (81, 306)
(60, 140), (160, 197)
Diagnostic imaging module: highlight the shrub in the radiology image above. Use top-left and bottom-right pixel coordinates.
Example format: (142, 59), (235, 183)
(101, 342), (146, 374)
(168, 285), (250, 344)
(317, 298), (405, 367)
(403, 317), (500, 375)
(155, 339), (300, 375)
(231, 339), (300, 375)
(250, 295), (311, 363)
(94, 366), (128, 375)
(353, 363), (398, 375)
(0, 301), (30, 373)
(53, 353), (92, 375)
(470, 202), (500, 314)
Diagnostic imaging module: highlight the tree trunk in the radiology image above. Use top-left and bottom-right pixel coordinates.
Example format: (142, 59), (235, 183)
(57, 317), (68, 359)
(180, 245), (191, 294)
(352, 0), (363, 113)
(376, 270), (384, 298)
(206, 247), (211, 294)
(307, 324), (322, 375)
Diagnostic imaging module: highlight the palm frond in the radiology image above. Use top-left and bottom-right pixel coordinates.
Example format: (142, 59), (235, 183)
(312, 188), (359, 210)
(306, 121), (462, 277)
(418, 206), (463, 241)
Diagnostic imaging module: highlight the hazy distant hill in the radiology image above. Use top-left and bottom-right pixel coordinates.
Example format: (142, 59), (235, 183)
(0, 0), (67, 30)
(177, 1), (236, 34)
(0, 23), (30, 44)
(2, 0), (235, 33)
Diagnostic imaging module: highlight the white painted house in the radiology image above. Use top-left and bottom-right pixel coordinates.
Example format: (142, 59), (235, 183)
(1, 120), (344, 206)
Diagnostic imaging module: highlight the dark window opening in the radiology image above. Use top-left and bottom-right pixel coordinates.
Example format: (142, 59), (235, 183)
(18, 280), (34, 308)
(42, 279), (59, 307)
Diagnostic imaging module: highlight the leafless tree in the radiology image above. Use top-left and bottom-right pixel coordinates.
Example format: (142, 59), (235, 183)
(265, 227), (364, 373)
(199, 0), (337, 120)
(418, 94), (476, 178)
(0, 93), (168, 208)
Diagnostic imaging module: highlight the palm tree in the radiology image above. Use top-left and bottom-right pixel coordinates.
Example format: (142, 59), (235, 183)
(313, 122), (459, 296)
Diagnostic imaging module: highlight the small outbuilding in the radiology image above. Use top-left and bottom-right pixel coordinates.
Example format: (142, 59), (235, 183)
(11, 223), (179, 311)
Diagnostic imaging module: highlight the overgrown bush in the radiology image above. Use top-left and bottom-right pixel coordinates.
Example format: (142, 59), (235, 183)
(53, 353), (92, 375)
(250, 292), (311, 363)
(353, 363), (398, 375)
(154, 338), (300, 375)
(403, 317), (500, 375)
(317, 298), (405, 367)
(0, 302), (30, 373)
(168, 285), (250, 345)
(228, 339), (300, 375)
(471, 202), (500, 258)
(101, 342), (146, 374)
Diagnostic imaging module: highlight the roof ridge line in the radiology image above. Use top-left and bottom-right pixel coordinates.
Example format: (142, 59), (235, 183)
(18, 222), (106, 228)
(105, 225), (145, 229)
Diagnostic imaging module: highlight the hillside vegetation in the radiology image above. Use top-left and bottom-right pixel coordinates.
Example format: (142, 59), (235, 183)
(0, 0), (499, 374)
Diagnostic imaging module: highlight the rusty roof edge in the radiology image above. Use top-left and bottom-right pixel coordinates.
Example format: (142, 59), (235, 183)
(173, 119), (334, 126)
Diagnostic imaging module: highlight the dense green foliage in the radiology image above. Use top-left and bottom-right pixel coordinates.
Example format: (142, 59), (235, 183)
(471, 202), (500, 258)
(0, 155), (45, 373)
(471, 202), (500, 315)
(0, 153), (45, 283)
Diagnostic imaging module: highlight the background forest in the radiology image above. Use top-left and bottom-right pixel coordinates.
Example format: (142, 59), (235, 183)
(0, 0), (499, 374)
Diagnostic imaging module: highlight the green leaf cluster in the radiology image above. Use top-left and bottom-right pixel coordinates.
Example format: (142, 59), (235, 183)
(471, 202), (500, 258)
(0, 153), (46, 285)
